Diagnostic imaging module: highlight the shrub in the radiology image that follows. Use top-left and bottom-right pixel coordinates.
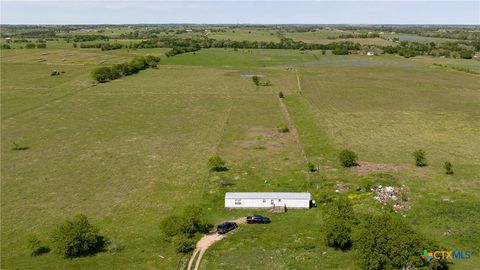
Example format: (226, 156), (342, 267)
(171, 235), (196, 253)
(261, 80), (272, 86)
(92, 67), (114, 83)
(207, 155), (227, 171)
(353, 213), (425, 270)
(413, 149), (427, 167)
(339, 149), (358, 167)
(51, 214), (107, 258)
(444, 161), (453, 175)
(276, 123), (289, 133)
(25, 235), (50, 256)
(323, 198), (354, 250)
(252, 76), (260, 86)
(160, 205), (212, 253)
(11, 141), (29, 151)
(278, 91), (284, 98)
(307, 161), (316, 172)
(332, 48), (349, 55)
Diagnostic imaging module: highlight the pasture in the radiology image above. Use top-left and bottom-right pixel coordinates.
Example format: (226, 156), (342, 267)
(1, 43), (480, 270)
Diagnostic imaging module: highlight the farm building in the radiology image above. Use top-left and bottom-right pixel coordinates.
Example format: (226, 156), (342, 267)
(225, 192), (313, 209)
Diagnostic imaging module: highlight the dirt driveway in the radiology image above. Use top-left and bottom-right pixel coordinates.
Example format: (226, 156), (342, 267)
(187, 217), (246, 270)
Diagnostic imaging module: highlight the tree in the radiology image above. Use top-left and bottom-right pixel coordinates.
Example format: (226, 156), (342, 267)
(413, 149), (427, 167)
(207, 155), (227, 171)
(51, 214), (107, 258)
(339, 149), (358, 167)
(323, 197), (354, 250)
(353, 213), (424, 270)
(252, 76), (260, 86)
(444, 161), (453, 175)
(278, 91), (284, 98)
(92, 67), (113, 83)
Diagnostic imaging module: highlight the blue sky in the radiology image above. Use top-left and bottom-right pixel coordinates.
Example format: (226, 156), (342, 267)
(1, 1), (479, 25)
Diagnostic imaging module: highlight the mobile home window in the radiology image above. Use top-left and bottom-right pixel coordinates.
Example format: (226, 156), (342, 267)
(235, 199), (242, 205)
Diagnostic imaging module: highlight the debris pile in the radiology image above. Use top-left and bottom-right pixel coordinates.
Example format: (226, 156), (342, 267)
(372, 185), (406, 210)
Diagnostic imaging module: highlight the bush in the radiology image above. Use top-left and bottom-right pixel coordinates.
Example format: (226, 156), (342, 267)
(207, 155), (227, 171)
(276, 123), (289, 133)
(160, 205), (212, 239)
(323, 198), (354, 250)
(353, 213), (425, 270)
(332, 48), (349, 55)
(413, 149), (427, 167)
(307, 161), (316, 172)
(444, 161), (453, 175)
(11, 141), (29, 151)
(92, 67), (114, 83)
(25, 235), (50, 256)
(51, 214), (107, 258)
(160, 205), (212, 253)
(339, 149), (358, 167)
(261, 80), (272, 86)
(171, 235), (196, 253)
(252, 76), (260, 86)
(278, 91), (284, 98)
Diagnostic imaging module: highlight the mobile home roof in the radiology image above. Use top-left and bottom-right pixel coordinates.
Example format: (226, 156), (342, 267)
(225, 192), (311, 200)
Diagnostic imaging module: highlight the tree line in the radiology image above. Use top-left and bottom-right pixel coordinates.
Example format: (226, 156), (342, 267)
(132, 36), (362, 51)
(91, 55), (160, 83)
(381, 40), (476, 59)
(77, 42), (123, 51)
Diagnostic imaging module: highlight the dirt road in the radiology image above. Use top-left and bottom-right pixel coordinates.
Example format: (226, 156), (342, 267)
(187, 217), (246, 270)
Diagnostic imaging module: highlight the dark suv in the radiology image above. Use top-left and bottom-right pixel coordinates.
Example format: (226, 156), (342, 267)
(217, 222), (238, 234)
(247, 214), (271, 224)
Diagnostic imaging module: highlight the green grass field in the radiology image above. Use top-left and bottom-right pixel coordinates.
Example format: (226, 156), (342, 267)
(2, 41), (480, 270)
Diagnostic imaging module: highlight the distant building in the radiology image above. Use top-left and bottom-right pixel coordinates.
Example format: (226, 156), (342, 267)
(225, 192), (313, 209)
(367, 51), (375, 56)
(186, 29), (193, 32)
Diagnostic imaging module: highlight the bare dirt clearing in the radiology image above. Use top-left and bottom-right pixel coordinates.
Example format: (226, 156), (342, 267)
(352, 161), (408, 175)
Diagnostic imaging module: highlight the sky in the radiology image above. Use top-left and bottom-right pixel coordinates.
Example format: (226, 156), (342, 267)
(1, 0), (479, 25)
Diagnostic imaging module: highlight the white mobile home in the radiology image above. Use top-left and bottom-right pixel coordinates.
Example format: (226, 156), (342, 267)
(225, 192), (312, 209)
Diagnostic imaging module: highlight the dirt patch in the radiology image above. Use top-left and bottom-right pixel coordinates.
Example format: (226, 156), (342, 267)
(245, 127), (279, 139)
(353, 161), (408, 175)
(335, 183), (349, 194)
(238, 127), (289, 150)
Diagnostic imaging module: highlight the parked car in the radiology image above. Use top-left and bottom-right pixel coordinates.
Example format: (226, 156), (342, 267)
(217, 221), (237, 234)
(247, 214), (271, 224)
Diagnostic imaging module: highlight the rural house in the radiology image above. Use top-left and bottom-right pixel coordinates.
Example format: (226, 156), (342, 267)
(225, 192), (313, 209)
